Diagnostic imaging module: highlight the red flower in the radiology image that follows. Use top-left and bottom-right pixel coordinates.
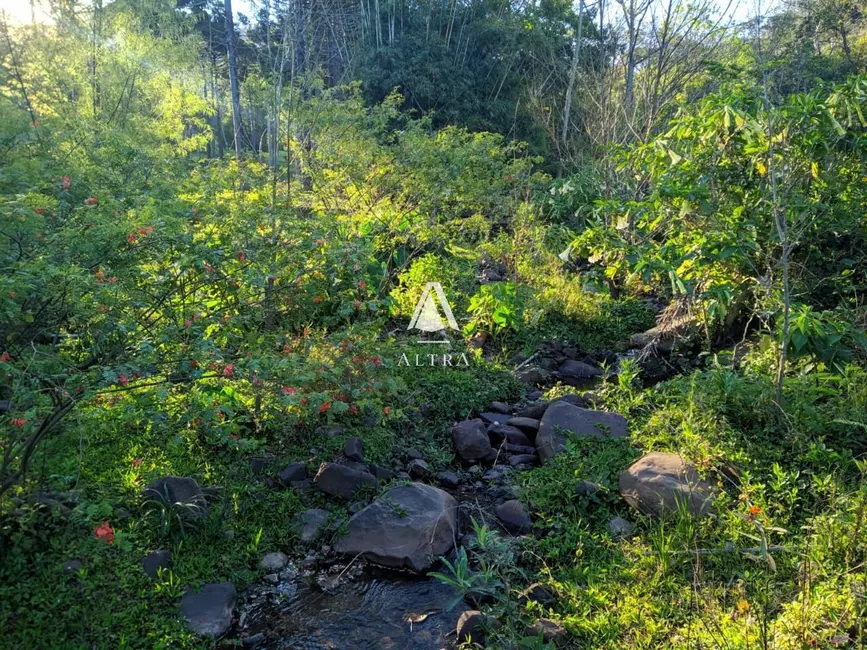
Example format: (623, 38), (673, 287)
(84, 197), (98, 206)
(132, 458), (142, 468)
(319, 401), (331, 413)
(62, 176), (71, 191)
(127, 233), (137, 244)
(138, 226), (153, 236)
(0, 352), (10, 362)
(372, 356), (382, 366)
(230, 434), (238, 440)
(358, 280), (367, 290)
(94, 521), (114, 543)
(236, 252), (246, 261)
(10, 418), (26, 427)
(223, 364), (234, 377)
(383, 406), (390, 416)
(118, 375), (129, 386)
(282, 386), (297, 395)
(350, 405), (359, 416)
(34, 208), (45, 215)
(184, 319), (192, 328)
(313, 296), (322, 304)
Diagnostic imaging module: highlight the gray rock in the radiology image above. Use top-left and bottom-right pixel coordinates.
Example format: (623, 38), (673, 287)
(316, 425), (345, 437)
(528, 618), (567, 645)
(505, 443), (536, 455)
(369, 464), (396, 482)
(527, 390), (544, 400)
(405, 448), (424, 460)
(555, 393), (588, 407)
(515, 368), (550, 386)
(489, 401), (511, 414)
(468, 465), (483, 478)
(407, 458), (431, 479)
(619, 452), (716, 518)
(437, 471), (460, 488)
(144, 476), (208, 516)
(495, 499), (532, 534)
(243, 632), (266, 647)
(180, 582), (236, 638)
(574, 480), (604, 498)
(451, 419), (495, 463)
(260, 551), (289, 571)
(479, 411), (510, 425)
(558, 360), (603, 385)
(507, 417), (540, 436)
(456, 610), (488, 642)
(349, 500), (367, 514)
(313, 462), (377, 500)
(299, 508), (330, 543)
(509, 454), (538, 468)
(142, 549), (171, 580)
(488, 424), (532, 447)
(607, 516), (635, 538)
(335, 483), (457, 572)
(344, 437), (365, 462)
(279, 462), (307, 486)
(515, 401), (549, 420)
(63, 559), (84, 573)
(536, 401), (629, 462)
(263, 573), (279, 585)
(518, 583), (557, 608)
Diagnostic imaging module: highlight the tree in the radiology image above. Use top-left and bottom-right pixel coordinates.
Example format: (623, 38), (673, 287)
(224, 0), (243, 159)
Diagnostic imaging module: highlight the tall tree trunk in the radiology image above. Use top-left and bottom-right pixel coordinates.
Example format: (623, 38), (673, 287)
(562, 0), (584, 148)
(224, 0), (243, 160)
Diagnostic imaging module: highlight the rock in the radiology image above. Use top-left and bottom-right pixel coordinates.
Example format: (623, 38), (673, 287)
(344, 437), (365, 462)
(518, 583), (557, 608)
(488, 424), (532, 447)
(397, 471), (411, 481)
(495, 500), (532, 534)
(260, 551), (289, 571)
(451, 419), (495, 463)
(468, 465), (483, 478)
(536, 401), (629, 462)
(142, 549), (171, 580)
(479, 412), (510, 425)
(263, 573), (279, 585)
(144, 476), (208, 516)
(607, 516), (635, 538)
(575, 480), (604, 498)
(335, 483), (457, 572)
(313, 462), (377, 500)
(515, 401), (549, 420)
(509, 454), (538, 468)
(528, 618), (567, 645)
(456, 610), (488, 642)
(316, 425), (345, 438)
(405, 448), (424, 460)
(407, 458), (431, 479)
(505, 443), (536, 455)
(629, 328), (675, 353)
(481, 268), (503, 282)
(489, 401), (511, 414)
(369, 464), (396, 482)
(619, 452), (717, 518)
(437, 471), (460, 488)
(342, 460), (371, 473)
(507, 417), (540, 436)
(555, 393), (587, 407)
(242, 632), (266, 647)
(349, 501), (367, 514)
(279, 462), (307, 486)
(516, 368), (550, 386)
(63, 559), (84, 573)
(180, 582), (236, 638)
(250, 457), (269, 474)
(527, 390), (544, 400)
(558, 360), (603, 385)
(299, 508), (330, 543)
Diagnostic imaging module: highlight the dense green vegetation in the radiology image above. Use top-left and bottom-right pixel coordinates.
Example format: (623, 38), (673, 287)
(0, 0), (865, 648)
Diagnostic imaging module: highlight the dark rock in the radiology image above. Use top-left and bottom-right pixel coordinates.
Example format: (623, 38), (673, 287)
(250, 457), (269, 474)
(536, 401), (629, 462)
(397, 471), (411, 481)
(144, 476), (208, 516)
(468, 465), (483, 478)
(299, 508), (330, 543)
(515, 368), (550, 386)
(505, 443), (536, 455)
(495, 499), (532, 534)
(451, 419), (495, 463)
(479, 412), (510, 425)
(527, 390), (544, 400)
(335, 483), (458, 572)
(558, 360), (603, 385)
(342, 460), (371, 473)
(437, 471), (460, 488)
(180, 582), (236, 638)
(344, 437), (365, 462)
(279, 462), (307, 486)
(574, 480), (604, 498)
(317, 425), (345, 437)
(349, 501), (367, 515)
(509, 454), (538, 468)
(489, 401), (511, 414)
(405, 448), (424, 460)
(314, 462), (376, 500)
(456, 610), (488, 643)
(516, 401), (549, 420)
(507, 417), (540, 436)
(261, 551), (289, 571)
(369, 464), (396, 482)
(142, 549), (171, 580)
(554, 393), (587, 407)
(528, 618), (567, 645)
(488, 424), (532, 446)
(0, 400), (12, 413)
(619, 452), (716, 518)
(607, 516), (635, 539)
(243, 633), (266, 647)
(407, 458), (431, 479)
(289, 478), (311, 491)
(518, 583), (557, 608)
(63, 559), (84, 573)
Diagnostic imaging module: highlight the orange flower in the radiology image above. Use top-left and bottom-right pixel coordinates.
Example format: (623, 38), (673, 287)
(282, 386), (297, 395)
(319, 401), (331, 413)
(313, 296), (323, 304)
(94, 521), (114, 543)
(0, 352), (10, 362)
(383, 406), (390, 416)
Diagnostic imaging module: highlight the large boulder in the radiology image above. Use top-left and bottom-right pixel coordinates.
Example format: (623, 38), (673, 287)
(495, 499), (532, 534)
(298, 508), (331, 543)
(313, 462), (377, 500)
(180, 582), (236, 638)
(619, 452), (717, 517)
(558, 360), (603, 385)
(536, 401), (628, 462)
(335, 483), (457, 572)
(451, 419), (495, 463)
(144, 476), (208, 516)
